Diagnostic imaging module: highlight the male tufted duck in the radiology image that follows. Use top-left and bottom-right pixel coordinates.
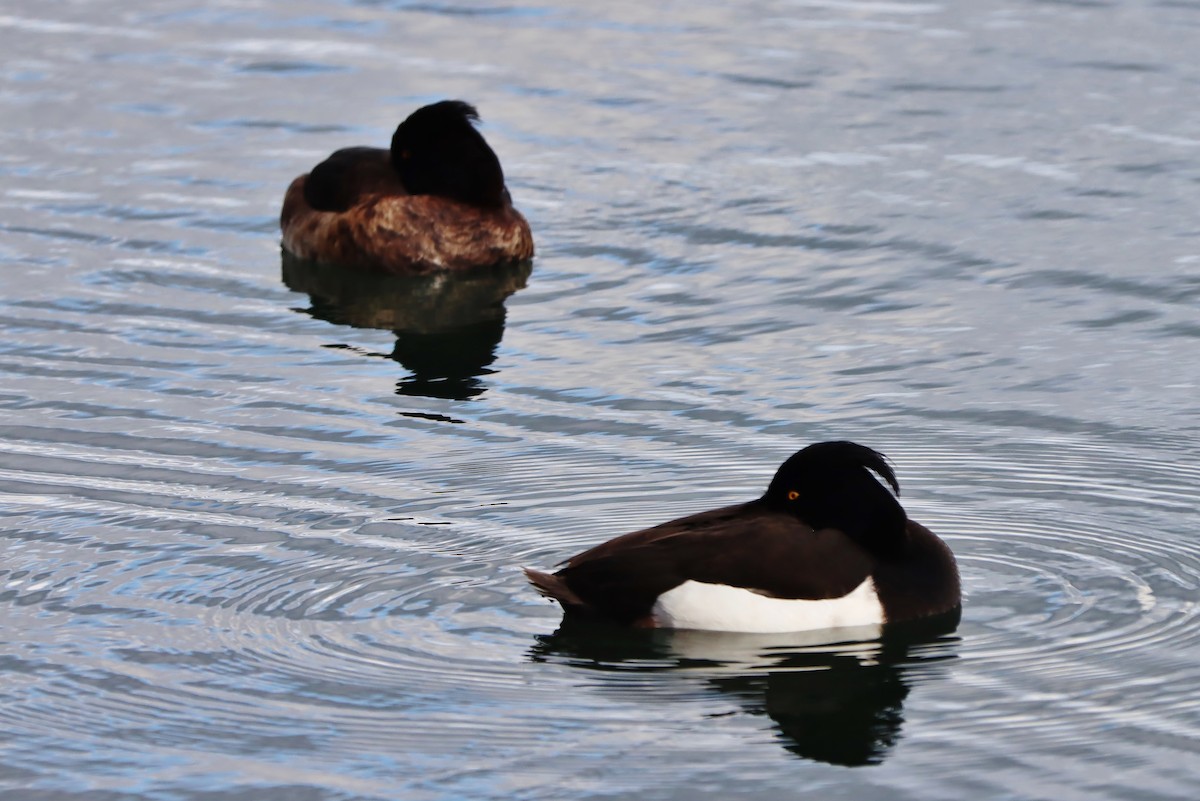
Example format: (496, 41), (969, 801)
(280, 100), (533, 274)
(525, 441), (961, 633)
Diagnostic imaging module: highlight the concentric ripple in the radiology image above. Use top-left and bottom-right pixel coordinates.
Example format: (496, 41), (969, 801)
(5, 396), (1199, 797)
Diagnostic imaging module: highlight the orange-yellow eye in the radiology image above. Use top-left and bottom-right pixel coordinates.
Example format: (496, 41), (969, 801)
(787, 490), (799, 501)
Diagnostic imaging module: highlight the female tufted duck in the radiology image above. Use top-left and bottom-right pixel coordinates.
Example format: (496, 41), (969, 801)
(525, 441), (961, 633)
(280, 100), (533, 274)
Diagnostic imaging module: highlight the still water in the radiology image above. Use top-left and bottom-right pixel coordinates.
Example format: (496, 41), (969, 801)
(2, 0), (1198, 798)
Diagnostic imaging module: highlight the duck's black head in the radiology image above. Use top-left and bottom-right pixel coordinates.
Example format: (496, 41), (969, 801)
(764, 441), (909, 558)
(390, 100), (507, 208)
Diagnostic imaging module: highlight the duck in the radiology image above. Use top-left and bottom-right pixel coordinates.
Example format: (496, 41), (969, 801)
(524, 441), (961, 633)
(280, 100), (534, 274)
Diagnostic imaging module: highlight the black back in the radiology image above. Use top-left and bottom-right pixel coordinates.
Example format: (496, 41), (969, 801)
(390, 100), (507, 208)
(556, 502), (878, 624)
(536, 440), (959, 627)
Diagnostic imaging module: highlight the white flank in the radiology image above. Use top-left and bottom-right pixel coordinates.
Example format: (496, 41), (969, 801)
(650, 578), (885, 634)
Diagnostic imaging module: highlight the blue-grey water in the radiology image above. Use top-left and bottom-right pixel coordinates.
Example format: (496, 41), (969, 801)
(2, 1), (1199, 799)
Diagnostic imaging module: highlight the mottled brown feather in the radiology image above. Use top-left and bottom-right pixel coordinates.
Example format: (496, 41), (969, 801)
(281, 173), (534, 274)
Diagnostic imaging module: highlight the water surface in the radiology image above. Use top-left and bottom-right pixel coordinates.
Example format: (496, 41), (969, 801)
(2, 1), (1198, 799)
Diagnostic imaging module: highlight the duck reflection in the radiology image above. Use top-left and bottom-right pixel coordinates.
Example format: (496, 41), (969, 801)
(282, 252), (532, 399)
(530, 611), (959, 766)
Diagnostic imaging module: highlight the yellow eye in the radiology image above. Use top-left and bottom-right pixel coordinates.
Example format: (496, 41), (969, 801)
(787, 490), (799, 501)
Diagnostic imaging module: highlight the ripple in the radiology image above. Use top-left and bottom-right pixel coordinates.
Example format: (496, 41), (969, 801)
(514, 432), (1200, 773)
(3, 0), (1200, 796)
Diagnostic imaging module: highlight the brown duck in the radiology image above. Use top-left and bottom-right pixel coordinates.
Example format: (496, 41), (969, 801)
(281, 100), (533, 274)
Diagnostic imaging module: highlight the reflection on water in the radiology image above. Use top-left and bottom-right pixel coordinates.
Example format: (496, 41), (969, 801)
(281, 252), (531, 399)
(530, 612), (960, 766)
(388, 317), (506, 400)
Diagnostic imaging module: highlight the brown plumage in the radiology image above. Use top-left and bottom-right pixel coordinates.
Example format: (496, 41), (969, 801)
(280, 101), (533, 275)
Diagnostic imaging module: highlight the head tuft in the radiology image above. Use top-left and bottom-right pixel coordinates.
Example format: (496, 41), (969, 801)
(774, 440), (899, 495)
(404, 100), (481, 126)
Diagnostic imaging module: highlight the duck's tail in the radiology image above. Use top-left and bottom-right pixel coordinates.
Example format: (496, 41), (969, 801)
(523, 567), (587, 609)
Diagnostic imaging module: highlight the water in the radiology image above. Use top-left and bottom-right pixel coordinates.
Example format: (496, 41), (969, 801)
(2, 0), (1198, 798)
